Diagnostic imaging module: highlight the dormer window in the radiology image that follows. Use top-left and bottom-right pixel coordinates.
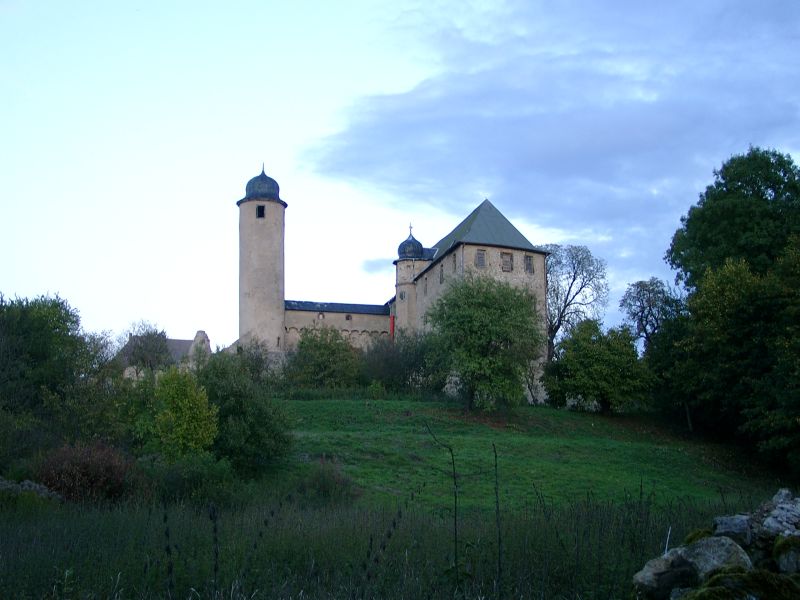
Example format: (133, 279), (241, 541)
(256, 205), (265, 219)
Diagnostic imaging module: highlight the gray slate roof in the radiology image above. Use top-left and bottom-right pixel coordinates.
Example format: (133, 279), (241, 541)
(285, 300), (390, 316)
(430, 199), (545, 260)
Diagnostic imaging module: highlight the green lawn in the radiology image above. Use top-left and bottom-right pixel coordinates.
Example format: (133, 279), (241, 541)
(277, 396), (777, 511)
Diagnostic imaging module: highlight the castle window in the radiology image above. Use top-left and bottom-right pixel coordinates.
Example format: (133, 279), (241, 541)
(452, 254), (457, 272)
(439, 263), (444, 284)
(525, 255), (534, 274)
(501, 252), (513, 272)
(346, 314), (352, 321)
(317, 312), (325, 320)
(424, 277), (428, 296)
(398, 291), (406, 301)
(475, 249), (486, 268)
(256, 205), (265, 219)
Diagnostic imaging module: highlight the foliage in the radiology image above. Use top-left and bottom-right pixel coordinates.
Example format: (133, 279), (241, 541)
(675, 240), (800, 470)
(296, 456), (361, 504)
(667, 146), (800, 288)
(543, 320), (648, 414)
(138, 452), (236, 503)
(284, 326), (362, 388)
(36, 442), (134, 503)
(135, 368), (218, 460)
(361, 330), (445, 393)
(0, 463), (766, 599)
(0, 294), (89, 414)
(119, 320), (173, 375)
(619, 277), (683, 350)
(426, 275), (544, 411)
(197, 350), (292, 476)
(542, 244), (609, 361)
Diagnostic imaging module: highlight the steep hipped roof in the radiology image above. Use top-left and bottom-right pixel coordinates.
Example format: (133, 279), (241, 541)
(431, 199), (544, 259)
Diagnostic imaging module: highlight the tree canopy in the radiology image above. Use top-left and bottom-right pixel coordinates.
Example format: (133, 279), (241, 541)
(426, 275), (544, 411)
(543, 244), (609, 361)
(619, 278), (682, 350)
(667, 146), (800, 288)
(0, 294), (91, 414)
(543, 320), (647, 414)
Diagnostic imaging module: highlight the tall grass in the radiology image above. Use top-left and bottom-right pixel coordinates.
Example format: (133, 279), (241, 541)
(0, 487), (758, 599)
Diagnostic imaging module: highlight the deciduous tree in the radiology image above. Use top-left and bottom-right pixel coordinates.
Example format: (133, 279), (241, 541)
(543, 320), (647, 414)
(543, 244), (609, 361)
(619, 278), (682, 350)
(667, 146), (800, 288)
(426, 275), (544, 411)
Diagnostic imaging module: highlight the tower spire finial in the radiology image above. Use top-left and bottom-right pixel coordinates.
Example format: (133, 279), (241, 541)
(409, 223), (413, 236)
(261, 162), (265, 175)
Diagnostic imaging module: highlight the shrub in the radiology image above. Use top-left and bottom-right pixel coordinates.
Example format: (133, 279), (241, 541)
(138, 452), (236, 504)
(284, 327), (361, 388)
(296, 456), (361, 504)
(135, 368), (218, 460)
(36, 442), (134, 502)
(361, 331), (446, 393)
(197, 351), (292, 477)
(543, 320), (649, 413)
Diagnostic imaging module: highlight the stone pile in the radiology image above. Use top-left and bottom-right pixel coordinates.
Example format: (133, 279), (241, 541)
(633, 489), (800, 599)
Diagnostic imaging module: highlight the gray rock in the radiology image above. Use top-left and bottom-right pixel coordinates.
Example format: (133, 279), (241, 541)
(633, 552), (699, 600)
(713, 514), (752, 547)
(675, 535), (752, 582)
(763, 516), (788, 536)
(775, 538), (800, 574)
(772, 488), (793, 504)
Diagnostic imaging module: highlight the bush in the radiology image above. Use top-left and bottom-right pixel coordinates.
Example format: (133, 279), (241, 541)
(36, 442), (134, 503)
(138, 452), (236, 504)
(361, 331), (445, 393)
(296, 456), (361, 504)
(134, 368), (218, 460)
(543, 320), (649, 413)
(284, 327), (361, 388)
(197, 351), (292, 477)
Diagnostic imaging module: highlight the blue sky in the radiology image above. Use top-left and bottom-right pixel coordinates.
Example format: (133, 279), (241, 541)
(1, 0), (798, 347)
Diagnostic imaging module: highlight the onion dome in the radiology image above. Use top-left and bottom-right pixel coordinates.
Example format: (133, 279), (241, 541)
(398, 229), (424, 260)
(242, 166), (280, 201)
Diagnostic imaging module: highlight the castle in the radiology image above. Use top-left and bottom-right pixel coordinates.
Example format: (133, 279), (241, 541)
(237, 168), (548, 352)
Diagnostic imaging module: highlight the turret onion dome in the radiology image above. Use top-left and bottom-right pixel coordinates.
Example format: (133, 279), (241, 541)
(242, 166), (281, 201)
(397, 231), (424, 259)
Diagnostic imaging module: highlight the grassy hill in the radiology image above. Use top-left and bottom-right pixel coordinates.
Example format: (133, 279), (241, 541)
(1, 395), (783, 599)
(279, 396), (776, 510)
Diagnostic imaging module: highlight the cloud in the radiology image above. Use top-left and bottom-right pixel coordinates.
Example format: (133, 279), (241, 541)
(362, 258), (395, 274)
(307, 0), (800, 322)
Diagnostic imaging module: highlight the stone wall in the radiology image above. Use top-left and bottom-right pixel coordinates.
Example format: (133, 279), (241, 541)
(284, 309), (390, 350)
(633, 489), (800, 599)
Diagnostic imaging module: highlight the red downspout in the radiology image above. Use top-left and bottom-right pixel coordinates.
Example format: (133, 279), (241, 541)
(390, 315), (395, 340)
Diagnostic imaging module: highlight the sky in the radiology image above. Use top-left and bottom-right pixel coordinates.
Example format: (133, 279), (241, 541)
(1, 0), (798, 348)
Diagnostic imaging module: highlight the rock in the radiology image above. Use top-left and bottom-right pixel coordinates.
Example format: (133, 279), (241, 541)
(773, 489), (793, 504)
(676, 536), (752, 582)
(774, 536), (800, 574)
(713, 514), (752, 547)
(633, 553), (699, 600)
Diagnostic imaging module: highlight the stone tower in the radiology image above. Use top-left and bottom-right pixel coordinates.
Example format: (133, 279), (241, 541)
(394, 229), (429, 331)
(237, 167), (287, 350)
